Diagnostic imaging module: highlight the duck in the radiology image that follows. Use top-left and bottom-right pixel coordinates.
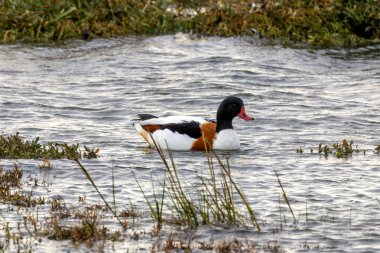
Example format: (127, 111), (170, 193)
(133, 96), (254, 151)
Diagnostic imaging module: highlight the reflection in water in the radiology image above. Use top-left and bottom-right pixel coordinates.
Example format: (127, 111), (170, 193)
(0, 35), (379, 252)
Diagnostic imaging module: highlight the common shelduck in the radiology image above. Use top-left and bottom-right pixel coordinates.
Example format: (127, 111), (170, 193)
(133, 96), (254, 151)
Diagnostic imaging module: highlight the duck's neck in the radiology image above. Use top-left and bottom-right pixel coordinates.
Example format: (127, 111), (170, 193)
(216, 114), (234, 133)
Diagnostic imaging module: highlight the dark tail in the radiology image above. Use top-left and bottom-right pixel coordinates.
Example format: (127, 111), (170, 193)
(137, 114), (158, 120)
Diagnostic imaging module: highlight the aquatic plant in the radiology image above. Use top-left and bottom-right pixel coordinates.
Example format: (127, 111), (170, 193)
(61, 143), (127, 230)
(296, 139), (368, 158)
(318, 139), (360, 158)
(0, 163), (45, 207)
(44, 203), (124, 248)
(0, 0), (378, 47)
(196, 237), (285, 253)
(132, 168), (166, 226)
(332, 139), (359, 158)
(134, 136), (262, 230)
(0, 162), (125, 250)
(274, 171), (296, 223)
(0, 164), (106, 250)
(0, 133), (99, 159)
(214, 237), (284, 253)
(375, 145), (380, 155)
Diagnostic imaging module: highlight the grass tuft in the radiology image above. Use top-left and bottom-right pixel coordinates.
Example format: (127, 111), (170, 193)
(0, 133), (99, 159)
(134, 137), (261, 230)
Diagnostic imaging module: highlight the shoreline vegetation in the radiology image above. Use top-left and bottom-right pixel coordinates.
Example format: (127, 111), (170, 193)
(0, 0), (379, 47)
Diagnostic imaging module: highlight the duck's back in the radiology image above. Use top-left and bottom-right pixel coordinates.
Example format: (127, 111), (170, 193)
(134, 116), (217, 150)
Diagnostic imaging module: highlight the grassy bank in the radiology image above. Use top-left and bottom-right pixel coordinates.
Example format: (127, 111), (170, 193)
(0, 0), (378, 47)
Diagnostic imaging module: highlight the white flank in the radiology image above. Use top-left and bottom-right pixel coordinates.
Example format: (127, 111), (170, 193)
(152, 129), (195, 150)
(134, 122), (195, 150)
(213, 129), (240, 150)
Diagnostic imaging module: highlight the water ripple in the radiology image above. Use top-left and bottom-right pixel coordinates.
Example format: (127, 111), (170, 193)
(0, 36), (379, 252)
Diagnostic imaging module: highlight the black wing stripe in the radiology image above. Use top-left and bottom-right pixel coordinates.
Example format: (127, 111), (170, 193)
(160, 121), (202, 139)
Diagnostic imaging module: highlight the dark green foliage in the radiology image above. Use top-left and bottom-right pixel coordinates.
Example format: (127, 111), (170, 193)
(0, 133), (99, 159)
(0, 0), (378, 47)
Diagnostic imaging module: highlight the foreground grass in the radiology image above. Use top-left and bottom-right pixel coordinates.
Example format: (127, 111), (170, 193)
(0, 133), (294, 251)
(0, 150), (291, 252)
(0, 0), (379, 47)
(133, 145), (263, 230)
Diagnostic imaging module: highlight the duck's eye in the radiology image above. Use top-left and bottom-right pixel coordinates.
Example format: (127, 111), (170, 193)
(232, 103), (238, 107)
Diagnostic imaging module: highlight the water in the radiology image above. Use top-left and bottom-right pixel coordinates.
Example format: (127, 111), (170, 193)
(0, 34), (379, 252)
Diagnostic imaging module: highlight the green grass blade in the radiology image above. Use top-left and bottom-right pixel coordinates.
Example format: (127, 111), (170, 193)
(212, 150), (261, 231)
(46, 6), (77, 25)
(63, 143), (126, 230)
(131, 168), (158, 221)
(274, 170), (296, 223)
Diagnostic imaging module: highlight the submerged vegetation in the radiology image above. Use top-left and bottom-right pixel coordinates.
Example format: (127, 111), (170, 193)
(0, 0), (379, 47)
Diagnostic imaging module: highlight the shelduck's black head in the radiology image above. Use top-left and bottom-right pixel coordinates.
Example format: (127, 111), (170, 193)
(216, 96), (254, 132)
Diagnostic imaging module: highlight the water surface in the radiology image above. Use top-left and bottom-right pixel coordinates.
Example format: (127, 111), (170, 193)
(0, 35), (379, 252)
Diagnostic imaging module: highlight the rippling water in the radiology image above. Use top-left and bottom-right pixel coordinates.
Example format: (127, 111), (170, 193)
(1, 35), (379, 252)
